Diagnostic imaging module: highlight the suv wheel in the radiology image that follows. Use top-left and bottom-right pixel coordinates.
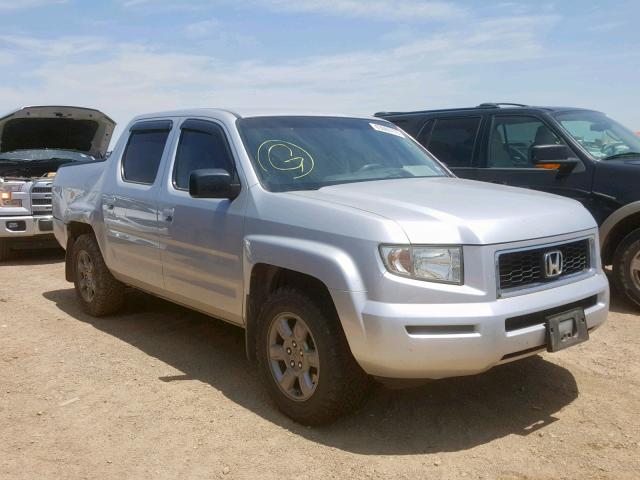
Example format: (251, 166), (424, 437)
(256, 287), (370, 425)
(0, 239), (11, 262)
(72, 234), (125, 316)
(613, 228), (640, 308)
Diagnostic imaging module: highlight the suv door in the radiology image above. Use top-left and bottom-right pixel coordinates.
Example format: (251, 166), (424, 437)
(474, 114), (593, 205)
(416, 116), (483, 179)
(158, 118), (246, 324)
(103, 119), (173, 292)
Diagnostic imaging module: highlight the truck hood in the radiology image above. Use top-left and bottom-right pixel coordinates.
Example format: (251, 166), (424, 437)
(0, 106), (115, 158)
(289, 177), (596, 245)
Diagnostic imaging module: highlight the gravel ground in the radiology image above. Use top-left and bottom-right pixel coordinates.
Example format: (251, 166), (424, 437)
(1, 250), (639, 479)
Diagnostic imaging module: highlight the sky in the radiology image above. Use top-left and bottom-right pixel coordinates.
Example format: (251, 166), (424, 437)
(0, 0), (639, 142)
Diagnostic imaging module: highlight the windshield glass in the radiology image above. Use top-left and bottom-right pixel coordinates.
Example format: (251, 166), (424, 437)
(0, 149), (94, 162)
(553, 111), (640, 160)
(237, 116), (448, 191)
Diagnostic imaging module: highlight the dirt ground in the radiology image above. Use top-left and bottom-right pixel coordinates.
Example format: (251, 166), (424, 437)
(1, 250), (639, 480)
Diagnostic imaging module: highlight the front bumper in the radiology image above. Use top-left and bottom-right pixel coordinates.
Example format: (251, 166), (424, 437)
(333, 271), (609, 379)
(0, 215), (55, 238)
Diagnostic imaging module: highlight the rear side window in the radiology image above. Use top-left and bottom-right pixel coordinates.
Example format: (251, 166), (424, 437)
(421, 117), (481, 167)
(173, 120), (235, 190)
(122, 127), (170, 184)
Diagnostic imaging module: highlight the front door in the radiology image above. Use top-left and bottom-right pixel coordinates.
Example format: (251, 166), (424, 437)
(474, 114), (593, 206)
(158, 119), (246, 324)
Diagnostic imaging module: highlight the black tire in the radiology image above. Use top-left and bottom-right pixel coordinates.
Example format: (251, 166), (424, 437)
(256, 287), (370, 425)
(72, 234), (125, 316)
(0, 239), (11, 262)
(613, 228), (640, 308)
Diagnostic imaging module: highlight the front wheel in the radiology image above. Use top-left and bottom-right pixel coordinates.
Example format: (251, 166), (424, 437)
(257, 288), (370, 425)
(613, 228), (640, 308)
(72, 234), (125, 316)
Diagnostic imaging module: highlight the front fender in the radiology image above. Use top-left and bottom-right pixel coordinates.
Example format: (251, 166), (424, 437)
(600, 200), (640, 248)
(242, 234), (371, 363)
(242, 235), (366, 293)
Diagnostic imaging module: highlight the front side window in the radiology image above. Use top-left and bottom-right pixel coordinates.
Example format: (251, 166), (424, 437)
(237, 116), (447, 192)
(553, 110), (640, 160)
(122, 129), (170, 184)
(173, 122), (234, 190)
(488, 115), (564, 168)
(421, 117), (481, 167)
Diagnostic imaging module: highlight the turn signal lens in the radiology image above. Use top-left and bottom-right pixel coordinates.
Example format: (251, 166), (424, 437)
(380, 246), (412, 276)
(535, 163), (561, 170)
(0, 183), (24, 207)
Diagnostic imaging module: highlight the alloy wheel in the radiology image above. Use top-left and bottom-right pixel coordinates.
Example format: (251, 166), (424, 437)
(77, 250), (96, 303)
(267, 312), (320, 401)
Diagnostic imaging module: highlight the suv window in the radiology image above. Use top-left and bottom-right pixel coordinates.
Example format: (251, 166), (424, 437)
(122, 129), (170, 184)
(173, 121), (234, 190)
(420, 117), (481, 167)
(488, 115), (564, 168)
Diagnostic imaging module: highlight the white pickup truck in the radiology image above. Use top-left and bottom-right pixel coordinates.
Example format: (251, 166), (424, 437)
(53, 109), (609, 424)
(0, 106), (114, 260)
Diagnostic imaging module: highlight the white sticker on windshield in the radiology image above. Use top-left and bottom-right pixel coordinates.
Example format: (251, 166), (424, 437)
(370, 123), (405, 138)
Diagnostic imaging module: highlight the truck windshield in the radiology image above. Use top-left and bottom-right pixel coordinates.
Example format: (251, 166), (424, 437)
(553, 111), (640, 160)
(237, 116), (448, 191)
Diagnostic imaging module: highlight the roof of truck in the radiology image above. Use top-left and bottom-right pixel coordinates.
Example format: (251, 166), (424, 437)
(375, 103), (602, 119)
(130, 108), (379, 122)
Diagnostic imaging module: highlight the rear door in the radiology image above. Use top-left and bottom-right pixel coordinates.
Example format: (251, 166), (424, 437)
(102, 119), (173, 292)
(157, 118), (246, 324)
(474, 114), (593, 204)
(415, 115), (483, 179)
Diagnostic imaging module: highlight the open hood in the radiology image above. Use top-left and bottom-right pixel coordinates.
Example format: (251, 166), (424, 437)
(0, 106), (115, 158)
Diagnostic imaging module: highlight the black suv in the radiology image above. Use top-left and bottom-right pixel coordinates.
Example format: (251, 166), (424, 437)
(377, 103), (640, 307)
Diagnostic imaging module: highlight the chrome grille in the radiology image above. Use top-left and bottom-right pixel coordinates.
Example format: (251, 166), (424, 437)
(498, 239), (591, 294)
(30, 181), (53, 215)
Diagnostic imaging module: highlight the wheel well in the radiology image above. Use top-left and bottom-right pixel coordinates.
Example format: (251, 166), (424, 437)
(602, 212), (640, 265)
(64, 222), (95, 281)
(244, 264), (335, 361)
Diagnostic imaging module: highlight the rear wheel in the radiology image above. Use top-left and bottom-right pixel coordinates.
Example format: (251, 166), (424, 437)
(613, 228), (640, 308)
(257, 287), (370, 425)
(72, 234), (125, 316)
(0, 239), (11, 262)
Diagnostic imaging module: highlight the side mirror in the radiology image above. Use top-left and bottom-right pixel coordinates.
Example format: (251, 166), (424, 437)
(531, 145), (578, 176)
(189, 169), (240, 199)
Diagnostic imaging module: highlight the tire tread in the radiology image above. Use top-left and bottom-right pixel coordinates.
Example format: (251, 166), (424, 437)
(72, 234), (125, 316)
(613, 229), (640, 308)
(256, 286), (369, 425)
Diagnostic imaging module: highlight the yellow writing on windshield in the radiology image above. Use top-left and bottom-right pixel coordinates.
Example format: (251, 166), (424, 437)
(257, 140), (315, 179)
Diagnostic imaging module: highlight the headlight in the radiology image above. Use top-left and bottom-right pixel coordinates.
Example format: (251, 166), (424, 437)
(380, 245), (463, 284)
(0, 183), (24, 208)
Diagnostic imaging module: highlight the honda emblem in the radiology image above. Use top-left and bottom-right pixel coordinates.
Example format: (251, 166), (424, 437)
(544, 250), (563, 278)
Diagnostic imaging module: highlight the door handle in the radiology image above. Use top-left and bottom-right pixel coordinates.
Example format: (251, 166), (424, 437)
(104, 196), (116, 211)
(162, 208), (175, 223)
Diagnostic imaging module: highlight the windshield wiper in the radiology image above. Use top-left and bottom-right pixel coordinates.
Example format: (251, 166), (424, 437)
(603, 152), (640, 160)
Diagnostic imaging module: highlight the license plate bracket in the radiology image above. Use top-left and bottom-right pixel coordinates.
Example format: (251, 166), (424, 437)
(546, 308), (589, 352)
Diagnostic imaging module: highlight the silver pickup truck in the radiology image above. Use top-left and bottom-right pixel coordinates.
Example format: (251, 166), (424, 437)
(0, 106), (114, 260)
(53, 109), (609, 424)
